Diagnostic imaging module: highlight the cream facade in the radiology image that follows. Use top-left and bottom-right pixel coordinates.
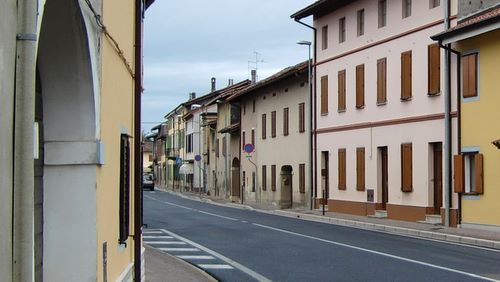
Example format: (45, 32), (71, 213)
(294, 0), (461, 224)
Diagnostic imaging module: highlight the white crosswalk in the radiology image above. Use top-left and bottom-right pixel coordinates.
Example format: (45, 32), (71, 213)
(143, 229), (234, 272)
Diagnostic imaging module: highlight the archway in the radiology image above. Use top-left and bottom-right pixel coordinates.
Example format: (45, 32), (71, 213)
(231, 157), (240, 198)
(280, 165), (293, 208)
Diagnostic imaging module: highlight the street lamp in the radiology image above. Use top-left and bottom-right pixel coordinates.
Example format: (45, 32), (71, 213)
(297, 40), (314, 211)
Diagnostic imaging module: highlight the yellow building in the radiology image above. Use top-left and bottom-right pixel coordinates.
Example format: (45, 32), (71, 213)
(433, 2), (500, 231)
(0, 0), (153, 280)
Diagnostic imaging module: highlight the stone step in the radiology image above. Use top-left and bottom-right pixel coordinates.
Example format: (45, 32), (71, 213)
(369, 210), (388, 218)
(418, 214), (442, 225)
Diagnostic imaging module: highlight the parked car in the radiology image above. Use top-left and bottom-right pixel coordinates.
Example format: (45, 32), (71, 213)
(142, 173), (154, 191)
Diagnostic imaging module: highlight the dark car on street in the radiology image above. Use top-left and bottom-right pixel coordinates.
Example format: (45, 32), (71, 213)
(142, 173), (154, 191)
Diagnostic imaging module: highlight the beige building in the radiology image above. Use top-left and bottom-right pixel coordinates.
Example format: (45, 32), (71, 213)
(228, 62), (310, 208)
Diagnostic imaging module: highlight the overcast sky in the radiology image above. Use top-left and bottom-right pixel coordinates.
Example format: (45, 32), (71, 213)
(142, 0), (315, 133)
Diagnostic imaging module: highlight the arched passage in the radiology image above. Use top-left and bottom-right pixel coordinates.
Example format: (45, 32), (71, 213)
(37, 0), (99, 280)
(280, 165), (293, 208)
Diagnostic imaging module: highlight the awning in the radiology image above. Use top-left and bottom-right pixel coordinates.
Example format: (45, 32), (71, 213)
(179, 163), (194, 174)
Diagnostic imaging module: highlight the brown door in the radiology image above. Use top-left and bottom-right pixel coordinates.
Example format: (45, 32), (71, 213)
(380, 147), (388, 210)
(433, 143), (443, 214)
(321, 151), (329, 205)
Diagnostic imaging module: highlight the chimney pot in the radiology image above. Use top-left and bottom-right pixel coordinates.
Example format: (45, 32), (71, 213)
(251, 70), (257, 84)
(211, 77), (216, 92)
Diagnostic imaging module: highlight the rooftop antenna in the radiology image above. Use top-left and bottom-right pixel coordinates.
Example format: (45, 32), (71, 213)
(248, 51), (264, 82)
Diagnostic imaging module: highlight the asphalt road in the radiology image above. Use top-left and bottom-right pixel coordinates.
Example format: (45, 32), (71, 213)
(143, 190), (500, 282)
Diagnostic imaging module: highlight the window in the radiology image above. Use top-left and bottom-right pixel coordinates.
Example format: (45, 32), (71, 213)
(251, 129), (255, 146)
(339, 17), (346, 43)
(119, 134), (131, 245)
(271, 111), (276, 138)
(378, 0), (387, 28)
(430, 0), (440, 9)
(252, 99), (256, 112)
(321, 75), (329, 114)
(337, 70), (346, 111)
(243, 102), (246, 115)
(299, 103), (305, 133)
(356, 64), (365, 109)
(243, 171), (246, 189)
(262, 114), (267, 139)
(454, 153), (483, 194)
(299, 163), (306, 193)
(403, 0), (412, 18)
(357, 9), (365, 36)
(377, 58), (387, 104)
(215, 138), (219, 157)
(401, 143), (413, 192)
(356, 147), (365, 191)
(283, 108), (289, 136)
(242, 131), (246, 149)
(338, 148), (346, 190)
(462, 53), (478, 98)
(428, 43), (441, 95)
(222, 136), (226, 156)
(401, 51), (412, 100)
(252, 172), (256, 192)
(262, 165), (267, 191)
(322, 25), (328, 50)
(186, 134), (193, 153)
(271, 165), (277, 191)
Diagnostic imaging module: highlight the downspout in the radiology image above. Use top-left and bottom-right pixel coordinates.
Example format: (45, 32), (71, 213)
(13, 0), (37, 280)
(294, 18), (317, 210)
(133, 0), (143, 280)
(443, 0), (451, 227)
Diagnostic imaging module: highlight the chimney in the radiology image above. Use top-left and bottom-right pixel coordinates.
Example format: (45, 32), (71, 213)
(228, 79), (234, 86)
(188, 92), (196, 100)
(211, 77), (216, 92)
(251, 69), (257, 84)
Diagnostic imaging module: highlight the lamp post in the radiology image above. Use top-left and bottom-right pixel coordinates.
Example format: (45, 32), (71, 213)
(297, 40), (313, 210)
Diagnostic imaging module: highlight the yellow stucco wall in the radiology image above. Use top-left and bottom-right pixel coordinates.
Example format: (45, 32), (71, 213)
(96, 0), (137, 280)
(458, 29), (500, 227)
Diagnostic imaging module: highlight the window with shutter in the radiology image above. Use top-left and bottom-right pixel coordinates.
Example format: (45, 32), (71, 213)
(242, 131), (246, 149)
(262, 165), (267, 191)
(338, 70), (346, 111)
(283, 108), (289, 136)
(119, 134), (130, 245)
(322, 25), (328, 50)
(462, 53), (478, 98)
(262, 114), (267, 139)
(271, 111), (276, 138)
(357, 9), (365, 36)
(356, 64), (365, 108)
(428, 44), (441, 95)
(378, 0), (387, 28)
(252, 172), (256, 192)
(356, 147), (365, 191)
(377, 58), (387, 104)
(338, 148), (346, 190)
(271, 165), (277, 191)
(339, 17), (346, 43)
(299, 164), (306, 193)
(401, 51), (412, 100)
(299, 103), (305, 133)
(251, 129), (255, 146)
(321, 75), (329, 114)
(215, 138), (219, 157)
(458, 153), (484, 194)
(401, 143), (413, 192)
(454, 154), (464, 193)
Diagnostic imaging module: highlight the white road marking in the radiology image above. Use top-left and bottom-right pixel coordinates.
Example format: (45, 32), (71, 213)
(144, 195), (193, 210)
(143, 230), (163, 234)
(198, 210), (238, 221)
(162, 229), (271, 282)
(159, 248), (200, 252)
(198, 264), (234, 270)
(253, 223), (500, 282)
(143, 236), (174, 239)
(146, 241), (186, 245)
(176, 255), (215, 260)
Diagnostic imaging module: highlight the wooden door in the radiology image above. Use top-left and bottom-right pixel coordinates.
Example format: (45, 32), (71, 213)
(433, 143), (443, 214)
(381, 147), (388, 209)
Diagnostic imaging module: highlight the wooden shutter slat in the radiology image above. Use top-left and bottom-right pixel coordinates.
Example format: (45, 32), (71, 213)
(356, 147), (365, 191)
(338, 70), (346, 111)
(338, 149), (346, 190)
(475, 153), (483, 194)
(428, 44), (440, 95)
(454, 154), (464, 193)
(401, 143), (413, 192)
(377, 58), (387, 104)
(401, 51), (412, 100)
(321, 76), (329, 114)
(356, 65), (365, 108)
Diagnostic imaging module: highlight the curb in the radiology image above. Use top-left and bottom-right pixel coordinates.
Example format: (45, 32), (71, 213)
(158, 189), (500, 251)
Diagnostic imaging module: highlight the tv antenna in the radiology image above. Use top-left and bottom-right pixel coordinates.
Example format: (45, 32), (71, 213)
(248, 51), (264, 81)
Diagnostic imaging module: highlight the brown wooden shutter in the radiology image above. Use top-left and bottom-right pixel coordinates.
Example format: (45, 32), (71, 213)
(338, 148), (346, 190)
(271, 111), (276, 138)
(338, 70), (346, 111)
(401, 51), (412, 100)
(262, 165), (267, 191)
(216, 138), (219, 157)
(283, 108), (289, 136)
(299, 163), (306, 193)
(428, 43), (440, 95)
(475, 153), (483, 194)
(356, 147), (365, 191)
(321, 75), (329, 114)
(299, 103), (305, 133)
(462, 53), (477, 98)
(262, 114), (266, 139)
(401, 143), (413, 192)
(271, 165), (276, 191)
(251, 129), (255, 146)
(377, 58), (387, 104)
(453, 154), (464, 193)
(242, 131), (246, 149)
(356, 64), (365, 108)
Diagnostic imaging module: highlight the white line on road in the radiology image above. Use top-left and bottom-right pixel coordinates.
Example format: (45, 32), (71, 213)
(143, 231), (163, 234)
(253, 223), (500, 282)
(176, 255), (215, 260)
(198, 210), (238, 221)
(146, 241), (186, 245)
(198, 264), (234, 270)
(161, 229), (272, 282)
(143, 236), (174, 239)
(144, 195), (194, 211)
(158, 248), (200, 252)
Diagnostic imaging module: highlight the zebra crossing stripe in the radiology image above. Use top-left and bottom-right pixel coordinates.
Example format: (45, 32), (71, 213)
(176, 255), (215, 260)
(143, 236), (174, 239)
(146, 241), (186, 245)
(198, 264), (234, 270)
(159, 248), (199, 252)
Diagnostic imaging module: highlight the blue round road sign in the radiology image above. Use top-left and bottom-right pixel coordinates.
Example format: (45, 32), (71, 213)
(244, 143), (254, 153)
(195, 155), (202, 162)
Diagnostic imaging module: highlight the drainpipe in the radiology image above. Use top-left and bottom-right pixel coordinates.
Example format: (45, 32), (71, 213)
(294, 18), (317, 210)
(443, 0), (451, 227)
(13, 0), (37, 280)
(133, 0), (143, 280)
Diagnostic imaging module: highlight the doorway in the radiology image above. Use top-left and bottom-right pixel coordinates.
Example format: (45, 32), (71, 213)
(34, 70), (44, 281)
(231, 158), (240, 197)
(280, 165), (293, 208)
(321, 151), (329, 206)
(432, 143), (443, 214)
(379, 147), (388, 210)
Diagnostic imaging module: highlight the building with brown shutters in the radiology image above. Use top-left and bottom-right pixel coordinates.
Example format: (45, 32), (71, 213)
(227, 61), (310, 208)
(432, 0), (500, 231)
(292, 0), (461, 225)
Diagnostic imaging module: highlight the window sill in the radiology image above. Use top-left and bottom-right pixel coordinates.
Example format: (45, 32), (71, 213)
(355, 106), (365, 110)
(400, 97), (412, 102)
(337, 109), (346, 113)
(428, 92), (441, 97)
(462, 192), (482, 196)
(377, 101), (387, 106)
(321, 112), (329, 116)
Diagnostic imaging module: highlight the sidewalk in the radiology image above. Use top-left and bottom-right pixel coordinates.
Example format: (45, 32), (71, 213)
(166, 189), (500, 250)
(144, 245), (216, 282)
